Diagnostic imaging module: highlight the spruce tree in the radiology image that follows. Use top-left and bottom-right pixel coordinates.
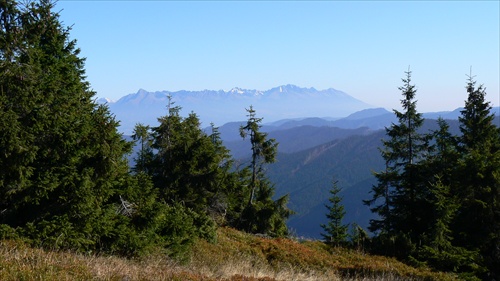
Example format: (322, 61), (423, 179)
(0, 0), (133, 251)
(237, 106), (292, 237)
(454, 73), (500, 278)
(131, 123), (153, 174)
(151, 102), (221, 213)
(418, 118), (460, 253)
(148, 97), (239, 227)
(239, 106), (278, 206)
(349, 223), (369, 252)
(420, 118), (462, 257)
(365, 69), (430, 257)
(206, 123), (243, 223)
(321, 180), (349, 246)
(416, 119), (480, 273)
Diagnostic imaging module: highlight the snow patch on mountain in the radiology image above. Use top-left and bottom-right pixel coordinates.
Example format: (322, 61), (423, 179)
(101, 85), (374, 134)
(96, 97), (115, 104)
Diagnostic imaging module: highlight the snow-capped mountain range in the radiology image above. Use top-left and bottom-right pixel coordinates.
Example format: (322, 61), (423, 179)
(98, 84), (373, 134)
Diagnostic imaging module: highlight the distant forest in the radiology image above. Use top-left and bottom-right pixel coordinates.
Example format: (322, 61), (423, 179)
(0, 1), (498, 280)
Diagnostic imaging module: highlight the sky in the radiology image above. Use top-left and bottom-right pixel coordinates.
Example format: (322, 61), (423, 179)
(55, 1), (499, 113)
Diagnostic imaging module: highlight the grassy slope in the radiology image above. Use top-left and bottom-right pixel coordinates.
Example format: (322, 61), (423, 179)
(0, 227), (458, 281)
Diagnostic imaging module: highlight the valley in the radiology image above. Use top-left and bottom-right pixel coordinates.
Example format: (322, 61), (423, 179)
(118, 86), (499, 239)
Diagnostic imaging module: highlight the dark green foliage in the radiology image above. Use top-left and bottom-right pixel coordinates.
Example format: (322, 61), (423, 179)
(106, 172), (216, 258)
(206, 124), (247, 223)
(365, 69), (431, 256)
(236, 106), (293, 237)
(366, 70), (498, 279)
(131, 123), (153, 174)
(127, 99), (294, 253)
(0, 0), (134, 251)
(126, 97), (242, 254)
(426, 118), (460, 188)
(453, 74), (500, 279)
(411, 119), (481, 273)
(349, 223), (369, 252)
(222, 164), (253, 228)
(415, 179), (482, 275)
(239, 106), (278, 206)
(321, 180), (349, 246)
(0, 0), (218, 260)
(148, 97), (236, 219)
(370, 232), (416, 260)
(141, 201), (216, 260)
(237, 174), (291, 237)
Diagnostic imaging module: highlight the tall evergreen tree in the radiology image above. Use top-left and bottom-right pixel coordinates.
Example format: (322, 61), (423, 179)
(365, 69), (430, 257)
(237, 106), (292, 237)
(454, 73), (500, 278)
(0, 0), (133, 250)
(321, 179), (349, 246)
(131, 123), (153, 174)
(239, 106), (278, 206)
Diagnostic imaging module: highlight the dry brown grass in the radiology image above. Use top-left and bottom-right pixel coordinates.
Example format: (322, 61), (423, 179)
(0, 228), (459, 281)
(189, 227), (459, 281)
(0, 239), (207, 281)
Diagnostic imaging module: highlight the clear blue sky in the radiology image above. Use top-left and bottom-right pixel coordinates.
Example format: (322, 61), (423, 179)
(55, 1), (499, 113)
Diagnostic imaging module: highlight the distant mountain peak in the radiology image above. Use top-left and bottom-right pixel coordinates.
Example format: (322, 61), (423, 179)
(101, 85), (374, 134)
(137, 88), (149, 94)
(229, 87), (245, 94)
(280, 84), (298, 91)
(266, 84), (312, 94)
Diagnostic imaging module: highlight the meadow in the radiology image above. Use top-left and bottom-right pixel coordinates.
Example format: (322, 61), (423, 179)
(0, 227), (457, 281)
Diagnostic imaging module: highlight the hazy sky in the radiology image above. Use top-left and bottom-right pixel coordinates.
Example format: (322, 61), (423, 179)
(55, 1), (499, 113)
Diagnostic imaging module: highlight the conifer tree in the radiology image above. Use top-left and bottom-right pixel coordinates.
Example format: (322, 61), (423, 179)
(427, 118), (459, 186)
(0, 0), (133, 251)
(349, 223), (369, 252)
(151, 102), (221, 213)
(418, 118), (464, 261)
(365, 69), (430, 257)
(416, 179), (481, 275)
(454, 73), (500, 278)
(417, 118), (459, 251)
(321, 180), (349, 246)
(148, 97), (240, 226)
(237, 106), (292, 237)
(132, 123), (153, 174)
(239, 106), (278, 206)
(206, 123), (243, 222)
(364, 159), (394, 235)
(414, 119), (480, 273)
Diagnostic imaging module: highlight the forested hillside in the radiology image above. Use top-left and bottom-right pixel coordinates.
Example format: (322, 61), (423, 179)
(269, 131), (386, 238)
(1, 1), (498, 280)
(224, 118), (462, 239)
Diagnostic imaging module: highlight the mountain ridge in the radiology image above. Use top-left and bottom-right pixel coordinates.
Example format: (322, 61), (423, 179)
(98, 84), (360, 104)
(97, 85), (373, 134)
(99, 83), (500, 135)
